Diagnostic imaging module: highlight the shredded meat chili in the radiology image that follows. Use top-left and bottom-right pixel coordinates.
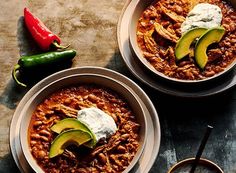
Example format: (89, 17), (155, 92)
(137, 0), (236, 80)
(28, 85), (140, 173)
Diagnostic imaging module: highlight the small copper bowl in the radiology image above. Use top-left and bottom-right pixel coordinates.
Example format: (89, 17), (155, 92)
(167, 158), (224, 173)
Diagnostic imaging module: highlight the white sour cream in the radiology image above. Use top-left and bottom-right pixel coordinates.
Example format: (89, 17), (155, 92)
(77, 107), (117, 142)
(181, 3), (222, 34)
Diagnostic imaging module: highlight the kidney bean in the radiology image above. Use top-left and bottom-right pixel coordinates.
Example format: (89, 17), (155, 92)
(30, 140), (37, 146)
(175, 5), (183, 14)
(120, 134), (129, 141)
(40, 136), (49, 142)
(205, 71), (216, 77)
(98, 153), (107, 164)
(39, 129), (51, 137)
(37, 150), (47, 160)
(31, 133), (41, 139)
(231, 39), (236, 44)
(88, 94), (99, 103)
(33, 121), (43, 128)
(117, 145), (126, 153)
(63, 98), (72, 105)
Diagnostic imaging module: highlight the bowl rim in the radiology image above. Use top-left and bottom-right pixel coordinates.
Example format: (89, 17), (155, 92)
(128, 0), (236, 84)
(19, 73), (147, 173)
(167, 157), (224, 173)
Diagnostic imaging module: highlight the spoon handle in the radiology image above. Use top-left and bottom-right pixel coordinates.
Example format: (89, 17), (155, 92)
(190, 125), (213, 173)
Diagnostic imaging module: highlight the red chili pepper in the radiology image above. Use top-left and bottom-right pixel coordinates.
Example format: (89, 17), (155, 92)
(24, 8), (69, 51)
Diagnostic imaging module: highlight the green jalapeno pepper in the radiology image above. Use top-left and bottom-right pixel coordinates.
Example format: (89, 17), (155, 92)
(12, 50), (76, 87)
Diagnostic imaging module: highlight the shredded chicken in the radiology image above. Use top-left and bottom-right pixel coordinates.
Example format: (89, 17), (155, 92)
(53, 104), (77, 118)
(143, 51), (156, 58)
(143, 5), (159, 18)
(154, 22), (179, 43)
(90, 145), (106, 157)
(63, 149), (77, 161)
(160, 4), (185, 23)
(143, 51), (164, 63)
(207, 48), (222, 62)
(144, 29), (159, 54)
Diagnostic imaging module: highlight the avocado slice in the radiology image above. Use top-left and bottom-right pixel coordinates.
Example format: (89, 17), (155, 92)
(49, 129), (91, 158)
(175, 27), (208, 61)
(195, 27), (225, 69)
(51, 118), (97, 148)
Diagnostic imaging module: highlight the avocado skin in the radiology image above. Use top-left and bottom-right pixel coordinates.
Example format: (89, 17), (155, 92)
(195, 27), (225, 69)
(49, 129), (92, 158)
(51, 118), (97, 148)
(175, 27), (208, 61)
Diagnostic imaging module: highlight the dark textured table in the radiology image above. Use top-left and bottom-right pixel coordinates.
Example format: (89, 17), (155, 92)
(0, 0), (236, 173)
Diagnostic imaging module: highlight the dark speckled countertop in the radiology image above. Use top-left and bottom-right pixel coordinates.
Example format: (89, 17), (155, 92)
(1, 0), (236, 173)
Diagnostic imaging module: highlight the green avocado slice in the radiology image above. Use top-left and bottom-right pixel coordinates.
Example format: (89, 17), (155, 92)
(49, 129), (91, 158)
(51, 118), (97, 148)
(195, 27), (225, 69)
(175, 27), (208, 61)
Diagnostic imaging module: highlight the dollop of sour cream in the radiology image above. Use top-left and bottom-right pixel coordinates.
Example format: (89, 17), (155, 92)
(181, 3), (222, 34)
(77, 107), (118, 142)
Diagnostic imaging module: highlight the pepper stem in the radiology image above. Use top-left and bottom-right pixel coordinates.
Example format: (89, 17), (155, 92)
(52, 41), (70, 50)
(12, 64), (27, 87)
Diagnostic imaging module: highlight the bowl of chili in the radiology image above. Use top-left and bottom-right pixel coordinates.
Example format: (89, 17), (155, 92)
(129, 0), (236, 85)
(19, 73), (147, 173)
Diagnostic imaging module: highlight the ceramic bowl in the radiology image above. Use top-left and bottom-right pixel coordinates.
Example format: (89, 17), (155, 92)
(167, 158), (224, 173)
(19, 73), (147, 173)
(129, 0), (236, 84)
